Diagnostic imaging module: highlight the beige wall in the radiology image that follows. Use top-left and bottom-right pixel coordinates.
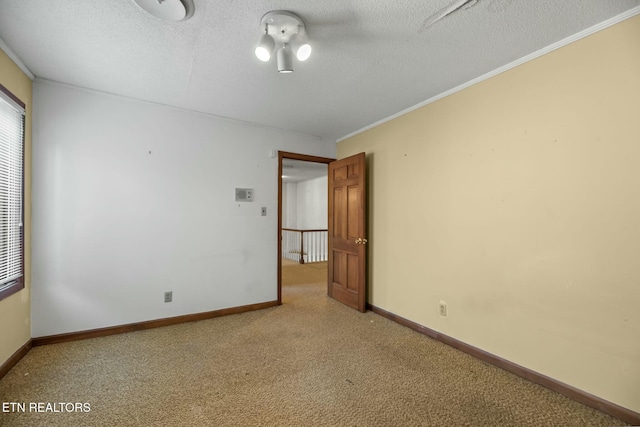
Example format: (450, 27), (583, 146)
(338, 15), (640, 412)
(0, 49), (32, 365)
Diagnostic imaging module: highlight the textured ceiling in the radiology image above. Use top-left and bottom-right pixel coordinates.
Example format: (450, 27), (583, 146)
(0, 0), (639, 140)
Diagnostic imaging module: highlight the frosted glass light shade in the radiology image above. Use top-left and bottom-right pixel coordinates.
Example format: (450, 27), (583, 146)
(133, 0), (194, 21)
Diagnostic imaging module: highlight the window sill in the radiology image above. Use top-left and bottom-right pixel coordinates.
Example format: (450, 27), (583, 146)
(0, 279), (25, 301)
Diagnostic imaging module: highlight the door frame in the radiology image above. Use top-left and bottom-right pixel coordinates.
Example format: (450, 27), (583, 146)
(277, 151), (335, 304)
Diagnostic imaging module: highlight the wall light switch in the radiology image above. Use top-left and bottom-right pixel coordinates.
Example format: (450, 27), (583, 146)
(261, 207), (267, 216)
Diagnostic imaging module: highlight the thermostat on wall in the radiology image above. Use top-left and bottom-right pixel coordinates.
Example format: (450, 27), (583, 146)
(235, 188), (254, 202)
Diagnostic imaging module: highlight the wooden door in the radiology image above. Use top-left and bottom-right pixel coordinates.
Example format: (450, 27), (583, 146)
(328, 152), (367, 312)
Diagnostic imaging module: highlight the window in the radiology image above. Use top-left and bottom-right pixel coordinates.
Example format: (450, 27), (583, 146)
(0, 84), (25, 301)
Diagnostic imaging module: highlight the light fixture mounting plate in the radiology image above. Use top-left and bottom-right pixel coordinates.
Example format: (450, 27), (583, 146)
(260, 11), (307, 43)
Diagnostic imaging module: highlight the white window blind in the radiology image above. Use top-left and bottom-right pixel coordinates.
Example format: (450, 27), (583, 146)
(0, 89), (24, 292)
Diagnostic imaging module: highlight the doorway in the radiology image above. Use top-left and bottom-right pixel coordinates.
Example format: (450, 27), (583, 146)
(277, 152), (334, 304)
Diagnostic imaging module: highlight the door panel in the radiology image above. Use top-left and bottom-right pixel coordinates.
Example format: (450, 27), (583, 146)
(334, 187), (346, 239)
(347, 254), (359, 291)
(334, 251), (347, 286)
(348, 186), (359, 238)
(328, 152), (367, 312)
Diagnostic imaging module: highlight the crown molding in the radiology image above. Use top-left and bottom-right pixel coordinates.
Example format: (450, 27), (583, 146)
(337, 6), (640, 143)
(0, 37), (35, 81)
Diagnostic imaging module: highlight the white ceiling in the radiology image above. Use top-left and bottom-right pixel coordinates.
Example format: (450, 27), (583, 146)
(282, 159), (327, 183)
(1, 0), (639, 141)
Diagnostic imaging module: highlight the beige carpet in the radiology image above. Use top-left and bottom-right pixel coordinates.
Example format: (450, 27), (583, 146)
(281, 258), (327, 286)
(0, 261), (625, 426)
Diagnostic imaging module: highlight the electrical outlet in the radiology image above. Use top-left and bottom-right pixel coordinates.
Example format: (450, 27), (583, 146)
(439, 301), (447, 317)
(164, 291), (172, 303)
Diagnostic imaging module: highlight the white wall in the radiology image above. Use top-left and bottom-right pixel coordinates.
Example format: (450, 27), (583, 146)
(282, 182), (298, 229)
(282, 176), (328, 230)
(31, 80), (336, 337)
(296, 176), (327, 230)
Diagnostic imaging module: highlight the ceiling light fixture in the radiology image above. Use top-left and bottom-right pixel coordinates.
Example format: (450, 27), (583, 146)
(132, 0), (195, 22)
(254, 11), (312, 73)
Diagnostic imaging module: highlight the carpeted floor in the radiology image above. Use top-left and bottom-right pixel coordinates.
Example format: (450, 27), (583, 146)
(0, 260), (625, 426)
(281, 257), (327, 286)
